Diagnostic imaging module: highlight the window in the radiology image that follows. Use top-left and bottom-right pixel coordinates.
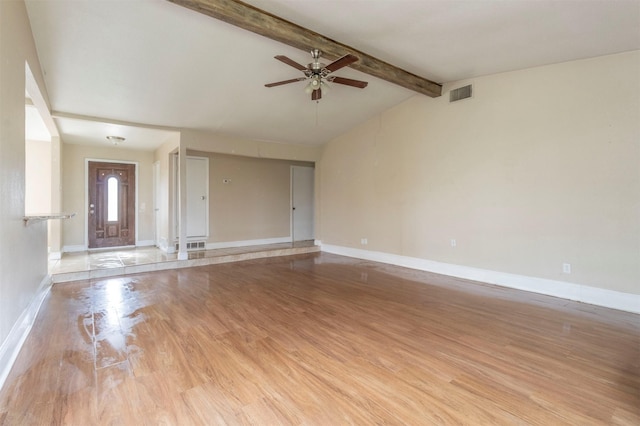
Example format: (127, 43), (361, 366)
(107, 176), (118, 221)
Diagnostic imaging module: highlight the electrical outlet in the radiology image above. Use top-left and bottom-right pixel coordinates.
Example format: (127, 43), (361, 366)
(360, 238), (368, 245)
(562, 263), (571, 274)
(451, 239), (456, 247)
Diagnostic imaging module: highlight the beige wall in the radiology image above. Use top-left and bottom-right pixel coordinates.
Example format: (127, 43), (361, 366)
(318, 51), (640, 295)
(62, 143), (155, 249)
(0, 0), (50, 360)
(179, 130), (318, 246)
(25, 139), (52, 215)
(188, 151), (313, 243)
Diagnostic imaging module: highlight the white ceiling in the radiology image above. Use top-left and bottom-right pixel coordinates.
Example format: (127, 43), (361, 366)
(25, 0), (640, 149)
(55, 116), (179, 151)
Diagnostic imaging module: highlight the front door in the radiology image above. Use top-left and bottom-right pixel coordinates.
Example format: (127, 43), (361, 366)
(88, 161), (136, 249)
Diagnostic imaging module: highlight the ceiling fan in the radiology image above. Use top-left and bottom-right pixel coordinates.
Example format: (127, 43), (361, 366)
(265, 49), (368, 101)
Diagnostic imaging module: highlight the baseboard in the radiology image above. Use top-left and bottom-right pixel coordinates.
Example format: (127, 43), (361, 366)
(321, 244), (640, 314)
(136, 240), (155, 247)
(0, 275), (52, 392)
(206, 236), (292, 250)
(62, 244), (85, 253)
(156, 238), (176, 254)
(49, 251), (62, 261)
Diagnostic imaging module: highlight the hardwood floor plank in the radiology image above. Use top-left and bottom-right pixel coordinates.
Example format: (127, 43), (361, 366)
(1, 402), (54, 426)
(181, 381), (241, 425)
(1, 252), (638, 424)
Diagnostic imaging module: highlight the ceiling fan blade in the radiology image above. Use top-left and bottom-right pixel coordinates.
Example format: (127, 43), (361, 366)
(324, 54), (358, 72)
(265, 77), (307, 87)
(327, 76), (368, 89)
(311, 88), (322, 101)
(274, 55), (307, 71)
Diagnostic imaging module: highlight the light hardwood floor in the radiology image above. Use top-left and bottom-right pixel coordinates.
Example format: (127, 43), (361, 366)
(1, 252), (638, 424)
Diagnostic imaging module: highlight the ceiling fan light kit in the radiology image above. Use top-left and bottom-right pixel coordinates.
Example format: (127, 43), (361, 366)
(266, 49), (368, 101)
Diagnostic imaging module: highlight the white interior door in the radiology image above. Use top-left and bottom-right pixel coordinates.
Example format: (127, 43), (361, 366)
(186, 156), (209, 238)
(291, 166), (314, 242)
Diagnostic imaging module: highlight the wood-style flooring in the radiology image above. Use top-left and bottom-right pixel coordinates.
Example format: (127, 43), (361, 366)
(1, 252), (638, 425)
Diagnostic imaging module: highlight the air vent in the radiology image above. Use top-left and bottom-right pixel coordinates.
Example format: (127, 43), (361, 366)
(175, 241), (206, 251)
(450, 84), (472, 102)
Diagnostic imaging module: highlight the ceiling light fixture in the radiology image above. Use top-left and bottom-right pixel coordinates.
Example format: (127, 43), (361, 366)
(106, 135), (125, 146)
(304, 76), (321, 94)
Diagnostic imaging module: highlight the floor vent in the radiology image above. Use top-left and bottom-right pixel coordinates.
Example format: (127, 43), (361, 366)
(175, 241), (206, 251)
(450, 84), (472, 102)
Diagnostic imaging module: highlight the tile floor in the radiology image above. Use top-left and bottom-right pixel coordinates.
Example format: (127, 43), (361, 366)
(49, 241), (319, 283)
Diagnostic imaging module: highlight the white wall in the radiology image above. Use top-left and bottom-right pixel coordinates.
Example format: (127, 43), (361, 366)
(318, 51), (640, 299)
(0, 0), (51, 384)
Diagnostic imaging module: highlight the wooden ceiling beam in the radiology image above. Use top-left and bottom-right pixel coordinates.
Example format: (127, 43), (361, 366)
(167, 0), (442, 97)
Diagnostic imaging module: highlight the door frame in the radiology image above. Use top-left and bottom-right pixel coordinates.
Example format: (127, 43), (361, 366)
(171, 152), (179, 244)
(85, 158), (139, 250)
(153, 160), (161, 248)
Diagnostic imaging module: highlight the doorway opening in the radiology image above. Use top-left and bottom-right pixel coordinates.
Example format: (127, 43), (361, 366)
(25, 61), (62, 260)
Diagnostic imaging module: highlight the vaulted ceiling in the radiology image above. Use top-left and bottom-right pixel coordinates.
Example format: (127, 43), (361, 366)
(25, 0), (640, 149)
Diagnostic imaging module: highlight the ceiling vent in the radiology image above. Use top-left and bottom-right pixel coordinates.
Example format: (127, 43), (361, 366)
(450, 84), (472, 102)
